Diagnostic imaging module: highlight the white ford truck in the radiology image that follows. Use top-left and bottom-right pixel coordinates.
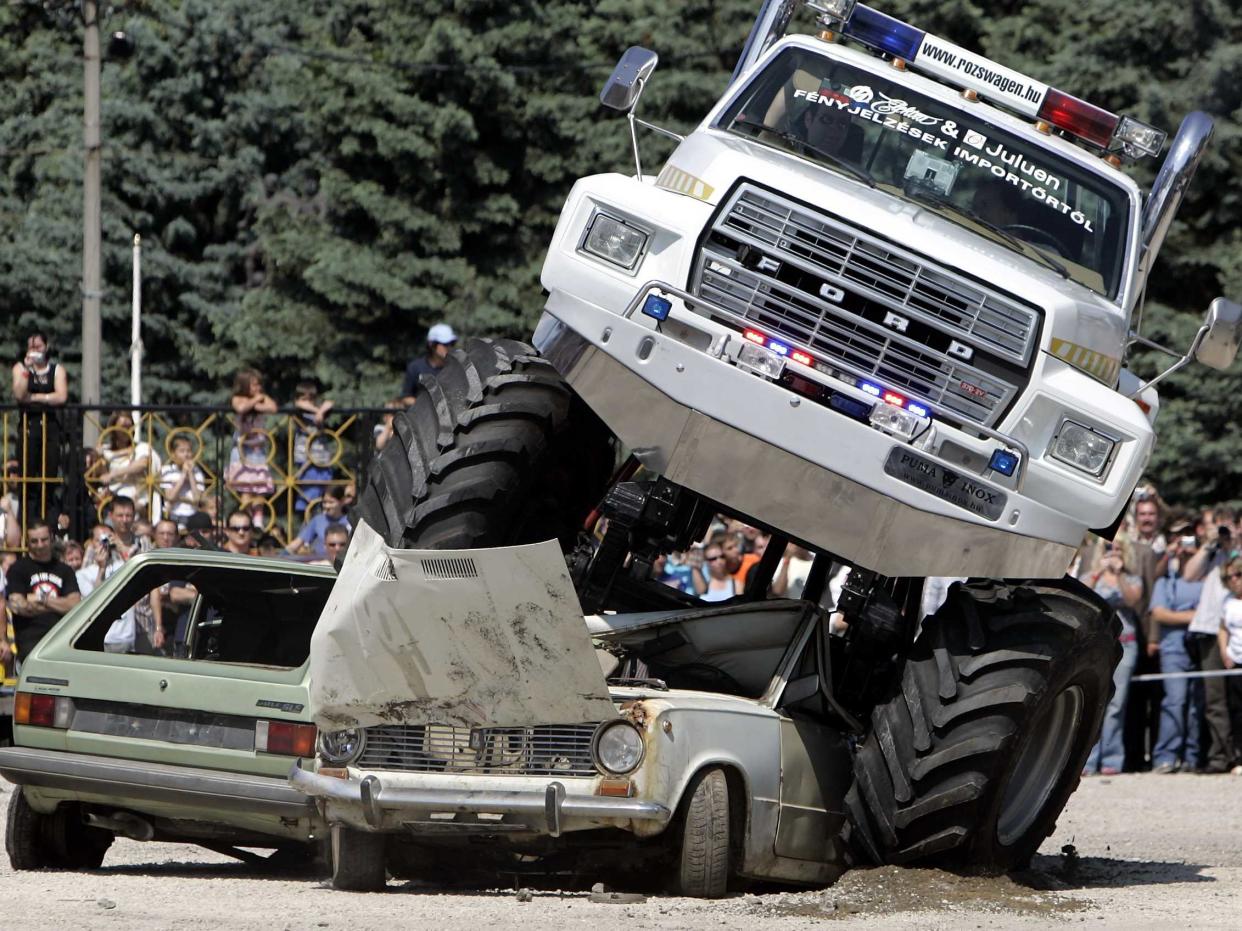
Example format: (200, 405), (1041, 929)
(346, 0), (1240, 886)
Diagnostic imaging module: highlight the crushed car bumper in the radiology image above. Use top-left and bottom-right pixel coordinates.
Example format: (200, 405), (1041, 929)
(289, 764), (671, 836)
(0, 747), (317, 819)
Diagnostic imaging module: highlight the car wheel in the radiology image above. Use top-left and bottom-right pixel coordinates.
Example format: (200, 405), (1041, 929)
(846, 577), (1119, 873)
(6, 791), (50, 870)
(674, 767), (731, 898)
(329, 824), (387, 892)
(45, 804), (112, 869)
(354, 337), (613, 552)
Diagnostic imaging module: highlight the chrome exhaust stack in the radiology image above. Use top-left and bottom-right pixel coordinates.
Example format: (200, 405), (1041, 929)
(1138, 111), (1214, 287)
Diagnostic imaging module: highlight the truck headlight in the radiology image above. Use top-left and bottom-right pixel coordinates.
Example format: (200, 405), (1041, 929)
(318, 728), (365, 765)
(1048, 419), (1116, 477)
(591, 721), (644, 775)
(581, 212), (649, 271)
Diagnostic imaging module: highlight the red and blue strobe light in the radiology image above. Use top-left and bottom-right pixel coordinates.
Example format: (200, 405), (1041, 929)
(744, 326), (933, 419)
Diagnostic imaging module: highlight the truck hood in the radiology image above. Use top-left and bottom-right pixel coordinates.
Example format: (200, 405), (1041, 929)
(660, 130), (1127, 376)
(308, 520), (617, 730)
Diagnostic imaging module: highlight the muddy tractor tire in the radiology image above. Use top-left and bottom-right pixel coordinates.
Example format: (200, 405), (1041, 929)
(356, 337), (613, 552)
(674, 767), (732, 898)
(329, 824), (387, 892)
(846, 577), (1119, 873)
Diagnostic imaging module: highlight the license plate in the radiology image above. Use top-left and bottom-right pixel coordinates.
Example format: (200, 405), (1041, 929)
(883, 448), (1007, 521)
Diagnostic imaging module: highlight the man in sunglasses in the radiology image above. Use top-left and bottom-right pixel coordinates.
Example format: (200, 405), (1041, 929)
(223, 514), (256, 556)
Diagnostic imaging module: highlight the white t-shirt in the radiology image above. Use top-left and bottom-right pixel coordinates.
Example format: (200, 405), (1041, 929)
(1190, 568), (1228, 635)
(1222, 597), (1242, 665)
(103, 442), (159, 510)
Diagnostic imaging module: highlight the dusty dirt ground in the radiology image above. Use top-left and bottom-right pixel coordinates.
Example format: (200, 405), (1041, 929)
(2, 773), (1240, 929)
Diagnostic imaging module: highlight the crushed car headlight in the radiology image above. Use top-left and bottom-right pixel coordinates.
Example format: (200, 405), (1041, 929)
(591, 720), (644, 775)
(318, 728), (365, 765)
(581, 212), (649, 270)
(1048, 418), (1116, 478)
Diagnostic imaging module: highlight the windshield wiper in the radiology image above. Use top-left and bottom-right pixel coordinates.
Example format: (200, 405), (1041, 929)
(902, 186), (1069, 279)
(730, 116), (876, 189)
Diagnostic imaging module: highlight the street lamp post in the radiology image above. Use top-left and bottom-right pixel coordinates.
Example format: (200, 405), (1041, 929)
(82, 0), (102, 445)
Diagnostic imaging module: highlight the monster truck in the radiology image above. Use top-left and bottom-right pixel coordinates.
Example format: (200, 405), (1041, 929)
(354, 0), (1240, 873)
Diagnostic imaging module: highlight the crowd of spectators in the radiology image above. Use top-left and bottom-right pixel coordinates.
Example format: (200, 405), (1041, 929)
(1073, 488), (1242, 775)
(0, 325), (473, 667)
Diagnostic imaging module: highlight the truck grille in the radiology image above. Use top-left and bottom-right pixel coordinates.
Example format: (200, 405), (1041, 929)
(693, 185), (1040, 428)
(359, 723), (601, 777)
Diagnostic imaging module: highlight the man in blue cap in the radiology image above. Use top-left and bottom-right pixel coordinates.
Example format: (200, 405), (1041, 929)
(401, 323), (457, 403)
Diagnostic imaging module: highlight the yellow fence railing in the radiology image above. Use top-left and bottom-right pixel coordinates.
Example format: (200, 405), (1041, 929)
(1, 403), (389, 550)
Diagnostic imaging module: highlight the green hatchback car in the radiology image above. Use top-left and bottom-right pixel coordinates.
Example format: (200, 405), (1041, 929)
(0, 549), (335, 869)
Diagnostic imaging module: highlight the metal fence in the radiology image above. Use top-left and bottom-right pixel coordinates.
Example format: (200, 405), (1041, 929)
(1, 403), (391, 548)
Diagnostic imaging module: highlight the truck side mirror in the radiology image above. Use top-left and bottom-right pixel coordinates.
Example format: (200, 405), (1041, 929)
(600, 47), (659, 112)
(1195, 297), (1242, 370)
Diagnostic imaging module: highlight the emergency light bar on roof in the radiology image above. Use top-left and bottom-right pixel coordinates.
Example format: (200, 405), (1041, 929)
(805, 0), (1165, 159)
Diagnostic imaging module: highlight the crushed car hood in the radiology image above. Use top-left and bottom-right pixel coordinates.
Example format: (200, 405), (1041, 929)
(308, 520), (617, 730)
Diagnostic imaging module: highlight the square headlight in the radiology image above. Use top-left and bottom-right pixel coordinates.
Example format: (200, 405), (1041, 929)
(1049, 419), (1116, 477)
(581, 212), (649, 270)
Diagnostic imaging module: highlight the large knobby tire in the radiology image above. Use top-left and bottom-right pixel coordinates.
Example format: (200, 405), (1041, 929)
(6, 791), (49, 870)
(674, 767), (732, 898)
(846, 577), (1119, 873)
(329, 824), (387, 892)
(356, 337), (613, 551)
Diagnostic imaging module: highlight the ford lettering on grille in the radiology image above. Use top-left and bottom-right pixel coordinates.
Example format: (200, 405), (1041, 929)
(693, 185), (1039, 429)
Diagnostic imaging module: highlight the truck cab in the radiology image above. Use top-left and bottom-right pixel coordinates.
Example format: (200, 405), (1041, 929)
(537, 20), (1169, 580)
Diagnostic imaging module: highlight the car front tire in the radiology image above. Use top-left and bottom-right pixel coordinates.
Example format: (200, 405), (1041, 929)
(329, 824), (387, 892)
(674, 767), (731, 898)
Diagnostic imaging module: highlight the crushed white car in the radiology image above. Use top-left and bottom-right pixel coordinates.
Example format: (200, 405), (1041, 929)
(291, 522), (851, 896)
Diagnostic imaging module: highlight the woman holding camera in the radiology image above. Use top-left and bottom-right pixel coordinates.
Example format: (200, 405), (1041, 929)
(10, 331), (68, 526)
(1081, 537), (1144, 775)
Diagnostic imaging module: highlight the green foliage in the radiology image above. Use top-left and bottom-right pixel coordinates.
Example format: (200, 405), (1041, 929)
(0, 0), (1239, 500)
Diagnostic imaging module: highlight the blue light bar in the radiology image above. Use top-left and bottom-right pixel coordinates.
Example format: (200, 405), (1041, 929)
(830, 392), (874, 421)
(859, 382), (882, 397)
(768, 340), (790, 356)
(842, 5), (924, 61)
(989, 449), (1020, 477)
(641, 294), (672, 321)
(906, 401), (929, 418)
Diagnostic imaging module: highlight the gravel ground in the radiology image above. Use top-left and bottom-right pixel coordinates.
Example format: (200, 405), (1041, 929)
(2, 773), (1240, 929)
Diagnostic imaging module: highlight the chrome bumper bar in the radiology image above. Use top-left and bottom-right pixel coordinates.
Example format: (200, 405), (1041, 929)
(0, 747), (317, 819)
(289, 765), (671, 837)
(623, 278), (1032, 492)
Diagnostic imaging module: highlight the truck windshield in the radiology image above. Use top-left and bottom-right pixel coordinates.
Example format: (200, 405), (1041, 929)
(717, 48), (1130, 299)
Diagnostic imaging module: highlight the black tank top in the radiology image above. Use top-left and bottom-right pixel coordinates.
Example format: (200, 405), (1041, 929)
(26, 362), (57, 396)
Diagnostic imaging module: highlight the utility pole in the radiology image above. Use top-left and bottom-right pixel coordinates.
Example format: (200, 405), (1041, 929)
(82, 0), (102, 444)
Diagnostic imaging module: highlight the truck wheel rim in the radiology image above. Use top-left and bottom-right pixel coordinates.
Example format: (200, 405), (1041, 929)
(996, 685), (1084, 847)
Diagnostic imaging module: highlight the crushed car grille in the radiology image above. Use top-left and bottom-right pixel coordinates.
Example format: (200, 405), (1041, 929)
(693, 184), (1040, 428)
(359, 723), (601, 777)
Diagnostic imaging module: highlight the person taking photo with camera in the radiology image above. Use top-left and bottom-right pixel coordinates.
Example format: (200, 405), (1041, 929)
(1148, 520), (1206, 773)
(1185, 507), (1239, 772)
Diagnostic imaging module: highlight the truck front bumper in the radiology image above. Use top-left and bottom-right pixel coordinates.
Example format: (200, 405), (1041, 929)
(535, 285), (1080, 578)
(290, 764), (671, 836)
(0, 746), (317, 819)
